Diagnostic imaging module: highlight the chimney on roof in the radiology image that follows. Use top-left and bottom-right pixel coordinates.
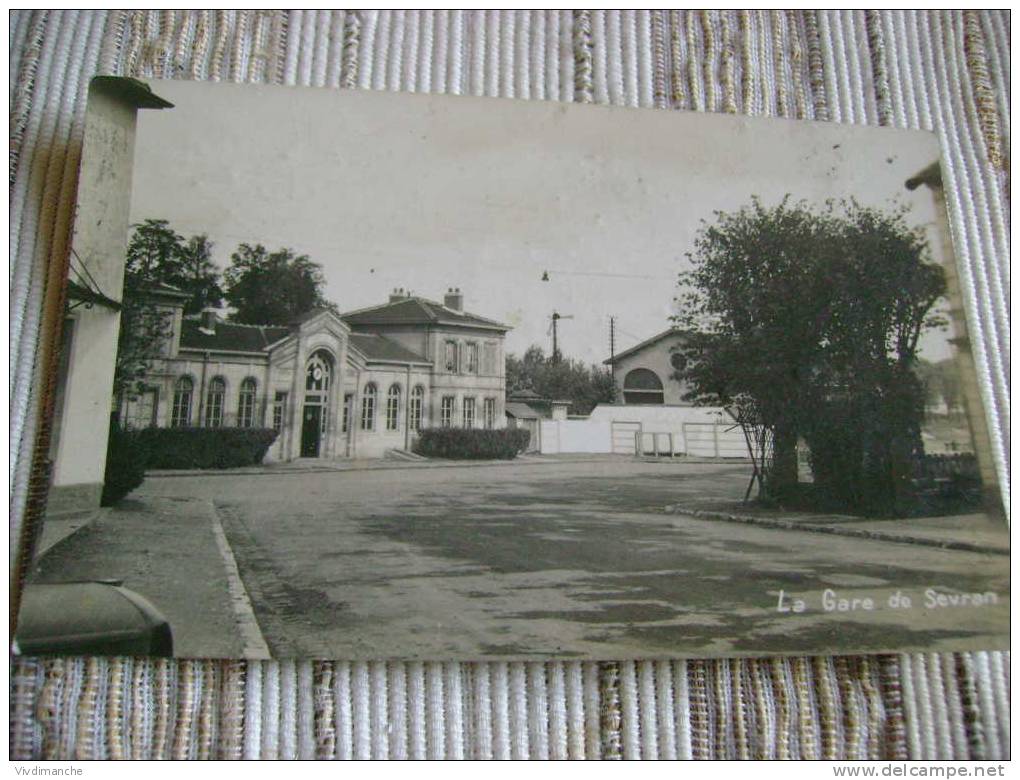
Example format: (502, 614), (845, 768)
(199, 307), (219, 334)
(444, 287), (463, 312)
(389, 287), (409, 303)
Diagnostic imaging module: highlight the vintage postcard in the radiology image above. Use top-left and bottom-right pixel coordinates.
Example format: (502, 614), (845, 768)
(17, 77), (1007, 660)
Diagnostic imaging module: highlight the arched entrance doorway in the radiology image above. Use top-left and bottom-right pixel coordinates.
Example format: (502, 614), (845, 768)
(301, 349), (333, 457)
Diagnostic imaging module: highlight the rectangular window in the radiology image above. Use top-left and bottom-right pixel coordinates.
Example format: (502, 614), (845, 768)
(441, 396), (455, 428)
(484, 398), (496, 430)
(444, 340), (458, 372)
(463, 397), (476, 429)
(466, 343), (478, 374)
(342, 393), (353, 433)
(272, 391), (288, 431)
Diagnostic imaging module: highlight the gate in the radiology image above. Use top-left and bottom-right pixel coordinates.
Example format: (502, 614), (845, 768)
(611, 421), (641, 454)
(682, 421), (753, 458)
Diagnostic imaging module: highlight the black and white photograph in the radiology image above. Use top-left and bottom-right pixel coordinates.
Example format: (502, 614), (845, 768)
(18, 76), (1008, 660)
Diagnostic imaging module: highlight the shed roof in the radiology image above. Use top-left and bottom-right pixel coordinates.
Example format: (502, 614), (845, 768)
(505, 402), (542, 419)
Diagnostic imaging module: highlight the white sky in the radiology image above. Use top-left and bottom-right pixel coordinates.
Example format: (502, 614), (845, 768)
(131, 80), (952, 364)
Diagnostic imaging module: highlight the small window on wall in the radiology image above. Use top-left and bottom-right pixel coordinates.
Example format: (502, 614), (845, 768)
(386, 384), (401, 431)
(466, 343), (478, 374)
(205, 377), (226, 427)
(463, 397), (476, 428)
(238, 378), (257, 427)
(444, 340), (458, 372)
(272, 391), (288, 431)
(410, 385), (425, 431)
(361, 383), (377, 430)
(441, 396), (455, 428)
(171, 376), (194, 428)
(483, 398), (496, 430)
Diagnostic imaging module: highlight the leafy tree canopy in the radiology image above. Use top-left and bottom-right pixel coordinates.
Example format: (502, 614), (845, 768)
(506, 345), (616, 416)
(672, 197), (947, 511)
(125, 218), (223, 314)
(114, 219), (223, 400)
(223, 244), (337, 325)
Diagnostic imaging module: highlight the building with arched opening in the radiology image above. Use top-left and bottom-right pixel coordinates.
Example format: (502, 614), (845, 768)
(119, 287), (510, 460)
(605, 327), (690, 406)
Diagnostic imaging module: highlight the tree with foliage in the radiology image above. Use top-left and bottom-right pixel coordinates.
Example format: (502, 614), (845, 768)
(113, 273), (174, 404)
(223, 244), (337, 325)
(114, 219), (223, 404)
(124, 219), (223, 314)
(177, 234), (225, 314)
(672, 197), (946, 515)
(506, 344), (617, 415)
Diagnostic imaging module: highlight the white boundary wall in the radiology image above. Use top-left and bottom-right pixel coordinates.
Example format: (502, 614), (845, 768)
(539, 404), (748, 456)
(538, 419), (612, 454)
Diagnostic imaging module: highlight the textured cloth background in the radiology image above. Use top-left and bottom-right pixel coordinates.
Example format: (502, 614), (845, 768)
(9, 10), (1010, 760)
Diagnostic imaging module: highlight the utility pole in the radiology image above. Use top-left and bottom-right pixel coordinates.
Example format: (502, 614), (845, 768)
(609, 316), (616, 365)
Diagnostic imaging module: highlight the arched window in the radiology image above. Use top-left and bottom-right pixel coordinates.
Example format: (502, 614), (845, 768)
(623, 368), (664, 405)
(361, 383), (377, 431)
(205, 377), (226, 427)
(410, 385), (425, 432)
(238, 377), (257, 428)
(171, 376), (194, 428)
(386, 384), (401, 431)
(306, 350), (332, 393)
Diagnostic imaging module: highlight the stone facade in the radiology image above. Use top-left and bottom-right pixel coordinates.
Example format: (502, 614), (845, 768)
(120, 288), (510, 461)
(605, 328), (691, 406)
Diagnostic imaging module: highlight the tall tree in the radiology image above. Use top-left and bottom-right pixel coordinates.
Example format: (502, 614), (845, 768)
(114, 220), (226, 403)
(223, 244), (337, 325)
(672, 198), (946, 513)
(506, 345), (616, 415)
(124, 219), (223, 312)
(177, 234), (224, 314)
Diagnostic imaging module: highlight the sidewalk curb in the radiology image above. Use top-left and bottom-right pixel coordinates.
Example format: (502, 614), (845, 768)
(207, 502), (272, 659)
(663, 505), (1009, 556)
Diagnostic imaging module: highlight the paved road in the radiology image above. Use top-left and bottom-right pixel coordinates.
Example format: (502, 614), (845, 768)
(137, 458), (1009, 659)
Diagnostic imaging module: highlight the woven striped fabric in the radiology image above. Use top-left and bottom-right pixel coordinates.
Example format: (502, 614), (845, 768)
(9, 10), (1010, 760)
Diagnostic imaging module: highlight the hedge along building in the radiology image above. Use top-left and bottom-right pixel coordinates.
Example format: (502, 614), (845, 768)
(119, 287), (510, 461)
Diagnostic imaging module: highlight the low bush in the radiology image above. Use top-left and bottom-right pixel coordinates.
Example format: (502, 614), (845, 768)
(413, 427), (531, 460)
(134, 427), (278, 470)
(101, 424), (148, 505)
